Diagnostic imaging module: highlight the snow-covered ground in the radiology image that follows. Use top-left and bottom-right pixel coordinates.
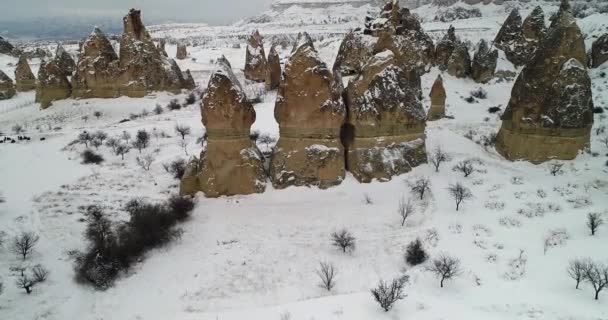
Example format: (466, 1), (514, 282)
(1, 1), (608, 319)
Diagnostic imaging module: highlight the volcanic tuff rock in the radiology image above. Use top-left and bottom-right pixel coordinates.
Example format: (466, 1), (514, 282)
(265, 45), (281, 90)
(0, 70), (16, 100)
(333, 30), (377, 76)
(428, 74), (446, 121)
(180, 56), (265, 197)
(521, 6), (546, 44)
(494, 7), (545, 67)
(344, 50), (427, 182)
(54, 44), (76, 76)
(270, 32), (346, 189)
(0, 36), (15, 55)
(176, 43), (187, 60)
(447, 42), (471, 78)
(496, 0), (593, 163)
(244, 30), (268, 83)
(434, 25), (457, 70)
(14, 55), (36, 92)
(591, 34), (608, 68)
(35, 60), (72, 109)
(471, 39), (497, 83)
(182, 69), (196, 90)
(157, 38), (168, 57)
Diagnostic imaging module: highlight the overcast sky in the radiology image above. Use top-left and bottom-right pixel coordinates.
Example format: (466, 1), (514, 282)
(0, 0), (276, 24)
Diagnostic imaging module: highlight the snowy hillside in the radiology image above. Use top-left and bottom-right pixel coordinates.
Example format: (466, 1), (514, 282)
(1, 1), (608, 320)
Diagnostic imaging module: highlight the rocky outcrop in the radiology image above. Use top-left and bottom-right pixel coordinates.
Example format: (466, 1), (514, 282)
(333, 30), (377, 76)
(0, 36), (15, 55)
(180, 57), (265, 197)
(344, 50), (427, 182)
(447, 43), (471, 78)
(435, 25), (457, 70)
(54, 44), (76, 76)
(265, 45), (281, 90)
(14, 55), (36, 92)
(494, 7), (545, 67)
(471, 39), (497, 83)
(0, 70), (16, 100)
(270, 33), (346, 189)
(522, 6), (546, 44)
(183, 69), (196, 90)
(591, 34), (608, 68)
(496, 1), (593, 163)
(157, 38), (168, 57)
(244, 30), (267, 82)
(428, 74), (446, 121)
(176, 43), (187, 60)
(35, 60), (72, 109)
(72, 27), (122, 98)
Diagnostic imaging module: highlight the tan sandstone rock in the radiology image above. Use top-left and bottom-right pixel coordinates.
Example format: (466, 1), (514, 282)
(428, 74), (446, 121)
(244, 30), (267, 83)
(54, 44), (76, 76)
(180, 56), (265, 197)
(496, 0), (593, 163)
(265, 45), (281, 90)
(494, 8), (544, 67)
(176, 43), (188, 60)
(14, 55), (36, 92)
(591, 34), (608, 68)
(270, 32), (346, 189)
(344, 50), (427, 182)
(157, 38), (168, 57)
(0, 70), (16, 100)
(471, 39), (497, 83)
(333, 30), (377, 76)
(35, 59), (72, 109)
(447, 42), (471, 78)
(435, 25), (457, 70)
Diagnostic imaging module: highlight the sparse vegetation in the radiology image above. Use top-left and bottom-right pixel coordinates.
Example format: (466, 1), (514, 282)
(587, 212), (603, 236)
(398, 197), (414, 227)
(316, 262), (337, 291)
(448, 182), (473, 211)
(410, 177), (431, 200)
(331, 229), (355, 253)
(429, 146), (451, 172)
(426, 254), (463, 287)
(12, 231), (40, 260)
(370, 276), (408, 312)
(174, 124), (191, 140)
(405, 238), (427, 266)
(453, 159), (474, 177)
(81, 150), (104, 165)
(166, 99), (182, 111)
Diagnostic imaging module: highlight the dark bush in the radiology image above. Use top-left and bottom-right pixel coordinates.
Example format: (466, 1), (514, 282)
(470, 88), (487, 99)
(184, 92), (196, 105)
(81, 150), (104, 165)
(488, 106), (501, 114)
(167, 195), (195, 221)
(593, 107), (604, 114)
(169, 159), (186, 179)
(464, 96), (476, 104)
(405, 239), (428, 266)
(166, 99), (182, 111)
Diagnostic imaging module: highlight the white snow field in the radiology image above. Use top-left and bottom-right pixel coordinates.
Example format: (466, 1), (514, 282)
(1, 1), (608, 319)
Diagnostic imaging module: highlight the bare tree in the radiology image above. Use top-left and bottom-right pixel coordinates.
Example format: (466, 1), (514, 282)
(316, 262), (337, 291)
(429, 146), (451, 172)
(409, 178), (431, 200)
(12, 232), (40, 260)
(90, 138), (102, 150)
(370, 276), (408, 312)
(178, 139), (189, 156)
(549, 162), (564, 176)
(448, 182), (473, 211)
(32, 265), (49, 283)
(105, 137), (119, 153)
(587, 213), (603, 236)
(174, 124), (191, 140)
(567, 258), (588, 289)
(258, 134), (276, 150)
(78, 131), (92, 148)
(426, 254), (463, 287)
(331, 229), (356, 253)
(121, 131), (131, 144)
(93, 131), (108, 143)
(583, 261), (608, 300)
(136, 154), (155, 171)
(363, 193), (373, 205)
(16, 274), (34, 294)
(115, 144), (130, 160)
(452, 159), (474, 178)
(398, 197), (414, 227)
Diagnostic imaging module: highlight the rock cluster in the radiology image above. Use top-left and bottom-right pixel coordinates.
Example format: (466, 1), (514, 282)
(270, 33), (346, 189)
(70, 9), (191, 100)
(157, 38), (168, 57)
(496, 0), (593, 163)
(333, 30), (377, 76)
(35, 60), (72, 109)
(428, 75), (446, 120)
(344, 50), (427, 182)
(54, 44), (76, 76)
(265, 45), (281, 90)
(180, 57), (265, 197)
(494, 7), (546, 66)
(176, 43), (188, 60)
(471, 39), (498, 83)
(14, 55), (36, 92)
(244, 30), (268, 82)
(0, 70), (16, 100)
(591, 34), (608, 68)
(435, 25), (471, 78)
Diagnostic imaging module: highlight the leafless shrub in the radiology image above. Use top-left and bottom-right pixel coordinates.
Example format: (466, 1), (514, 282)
(587, 212), (604, 236)
(136, 154), (155, 171)
(174, 124), (191, 140)
(510, 176), (524, 185)
(178, 139), (189, 156)
(536, 189), (547, 198)
(429, 146), (451, 172)
(32, 264), (49, 283)
(363, 193), (373, 205)
(484, 201), (505, 210)
(331, 229), (356, 253)
(516, 202), (562, 218)
(504, 249), (527, 280)
(398, 197), (414, 227)
(105, 137), (119, 153)
(409, 177), (430, 200)
(583, 260), (608, 300)
(568, 258), (589, 289)
(115, 144), (130, 160)
(448, 182), (473, 211)
(543, 228), (569, 254)
(498, 216), (522, 228)
(567, 196), (593, 209)
(424, 228), (440, 247)
(15, 274), (35, 294)
(549, 162), (564, 176)
(12, 231), (40, 260)
(370, 276), (408, 312)
(257, 134), (276, 151)
(316, 262), (337, 291)
(453, 160), (474, 177)
(426, 254), (463, 287)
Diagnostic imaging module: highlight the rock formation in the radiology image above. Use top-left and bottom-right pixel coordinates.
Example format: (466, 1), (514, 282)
(244, 30), (267, 82)
(521, 6), (546, 45)
(180, 56), (265, 197)
(183, 69), (196, 90)
(0, 36), (15, 55)
(14, 55), (36, 92)
(447, 43), (471, 78)
(54, 44), (76, 76)
(591, 34), (608, 68)
(270, 32), (346, 189)
(434, 25), (457, 70)
(496, 0), (593, 163)
(344, 50), (427, 182)
(333, 30), (376, 76)
(265, 45), (281, 90)
(494, 7), (545, 67)
(428, 75), (446, 120)
(176, 43), (188, 60)
(0, 70), (16, 100)
(35, 60), (72, 109)
(157, 38), (168, 57)
(72, 10), (191, 100)
(471, 39), (498, 83)
(71, 27), (122, 98)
